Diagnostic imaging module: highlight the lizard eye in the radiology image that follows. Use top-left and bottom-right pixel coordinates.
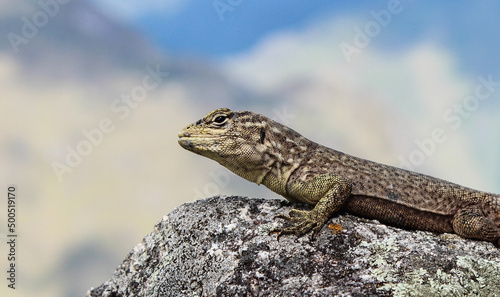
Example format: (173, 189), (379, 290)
(213, 115), (228, 125)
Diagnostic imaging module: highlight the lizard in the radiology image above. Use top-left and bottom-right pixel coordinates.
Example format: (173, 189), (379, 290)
(178, 108), (500, 245)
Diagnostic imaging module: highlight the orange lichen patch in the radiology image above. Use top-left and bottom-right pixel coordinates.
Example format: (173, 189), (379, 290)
(328, 223), (344, 234)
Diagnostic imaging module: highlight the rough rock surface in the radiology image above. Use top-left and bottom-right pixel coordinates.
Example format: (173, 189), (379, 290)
(87, 196), (500, 297)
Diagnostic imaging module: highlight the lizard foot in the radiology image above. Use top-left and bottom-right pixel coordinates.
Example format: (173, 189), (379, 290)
(453, 206), (500, 245)
(271, 209), (328, 240)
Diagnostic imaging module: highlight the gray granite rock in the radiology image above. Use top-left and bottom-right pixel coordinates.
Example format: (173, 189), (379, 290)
(87, 196), (500, 297)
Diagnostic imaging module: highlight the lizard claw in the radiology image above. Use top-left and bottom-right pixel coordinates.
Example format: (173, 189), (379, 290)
(271, 209), (326, 240)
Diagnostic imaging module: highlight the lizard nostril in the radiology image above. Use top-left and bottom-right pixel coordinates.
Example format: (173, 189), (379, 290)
(178, 130), (190, 138)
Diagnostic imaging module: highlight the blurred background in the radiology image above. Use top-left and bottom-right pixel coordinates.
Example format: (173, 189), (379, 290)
(1, 0), (500, 296)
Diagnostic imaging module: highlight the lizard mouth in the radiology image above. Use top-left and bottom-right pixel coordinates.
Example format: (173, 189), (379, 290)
(178, 137), (195, 150)
(177, 132), (221, 151)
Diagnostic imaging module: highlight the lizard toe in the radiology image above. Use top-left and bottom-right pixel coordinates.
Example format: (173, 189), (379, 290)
(272, 216), (320, 238)
(274, 213), (292, 221)
(288, 209), (309, 217)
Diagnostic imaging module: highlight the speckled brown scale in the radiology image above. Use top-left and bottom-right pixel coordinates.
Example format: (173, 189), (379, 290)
(179, 108), (500, 246)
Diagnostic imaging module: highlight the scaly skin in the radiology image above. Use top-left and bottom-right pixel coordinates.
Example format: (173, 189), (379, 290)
(178, 108), (500, 245)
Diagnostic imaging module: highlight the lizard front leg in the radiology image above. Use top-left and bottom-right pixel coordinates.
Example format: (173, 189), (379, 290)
(273, 174), (352, 237)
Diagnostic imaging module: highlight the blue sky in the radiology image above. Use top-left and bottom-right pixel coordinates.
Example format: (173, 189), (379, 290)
(89, 0), (500, 78)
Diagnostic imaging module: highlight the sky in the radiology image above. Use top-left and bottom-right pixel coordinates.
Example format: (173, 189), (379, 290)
(89, 0), (500, 77)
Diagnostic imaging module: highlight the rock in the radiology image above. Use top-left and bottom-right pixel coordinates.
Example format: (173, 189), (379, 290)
(87, 196), (500, 297)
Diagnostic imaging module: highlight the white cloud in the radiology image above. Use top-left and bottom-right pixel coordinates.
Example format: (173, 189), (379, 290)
(223, 16), (468, 107)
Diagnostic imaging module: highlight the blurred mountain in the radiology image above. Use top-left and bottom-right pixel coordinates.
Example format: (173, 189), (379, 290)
(0, 0), (265, 109)
(0, 0), (163, 78)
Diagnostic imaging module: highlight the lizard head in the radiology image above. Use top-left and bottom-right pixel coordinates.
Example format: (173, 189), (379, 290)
(178, 108), (293, 183)
(178, 108), (266, 162)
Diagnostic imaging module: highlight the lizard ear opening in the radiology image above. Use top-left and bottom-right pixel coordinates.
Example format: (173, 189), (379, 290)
(260, 129), (266, 144)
